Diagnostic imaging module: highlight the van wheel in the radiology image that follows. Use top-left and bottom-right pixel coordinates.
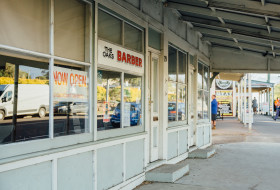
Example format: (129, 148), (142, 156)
(0, 110), (5, 120)
(39, 108), (46, 118)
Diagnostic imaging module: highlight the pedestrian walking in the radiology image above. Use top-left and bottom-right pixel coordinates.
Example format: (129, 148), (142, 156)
(211, 95), (218, 129)
(252, 97), (258, 114)
(274, 97), (280, 121)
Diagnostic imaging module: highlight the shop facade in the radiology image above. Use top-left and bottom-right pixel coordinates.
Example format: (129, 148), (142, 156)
(0, 0), (211, 190)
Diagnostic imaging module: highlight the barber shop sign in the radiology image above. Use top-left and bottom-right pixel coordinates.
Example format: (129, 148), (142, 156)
(98, 40), (144, 75)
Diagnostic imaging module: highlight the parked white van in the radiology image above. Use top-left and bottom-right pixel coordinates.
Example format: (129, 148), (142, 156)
(0, 84), (49, 120)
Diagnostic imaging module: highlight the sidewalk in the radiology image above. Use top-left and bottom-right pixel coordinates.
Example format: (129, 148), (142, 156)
(136, 115), (280, 190)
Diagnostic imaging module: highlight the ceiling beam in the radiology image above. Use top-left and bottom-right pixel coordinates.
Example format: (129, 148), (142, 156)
(203, 36), (280, 54)
(181, 16), (280, 47)
(206, 0), (280, 18)
(167, 2), (280, 30)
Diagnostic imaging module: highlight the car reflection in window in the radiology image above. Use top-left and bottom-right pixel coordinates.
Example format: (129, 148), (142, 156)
(110, 103), (141, 127)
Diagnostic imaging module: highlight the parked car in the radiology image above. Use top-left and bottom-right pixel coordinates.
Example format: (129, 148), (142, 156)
(55, 102), (88, 115)
(168, 102), (185, 121)
(110, 103), (141, 127)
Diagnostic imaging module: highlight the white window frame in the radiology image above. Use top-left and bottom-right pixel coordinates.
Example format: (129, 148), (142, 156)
(0, 0), (93, 160)
(168, 44), (188, 128)
(98, 7), (144, 54)
(197, 61), (210, 124)
(96, 66), (145, 140)
(96, 7), (146, 140)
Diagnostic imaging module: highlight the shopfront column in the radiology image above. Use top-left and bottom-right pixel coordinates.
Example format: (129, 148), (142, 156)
(243, 76), (247, 126)
(248, 74), (252, 130)
(238, 82), (241, 120)
(241, 79), (244, 123)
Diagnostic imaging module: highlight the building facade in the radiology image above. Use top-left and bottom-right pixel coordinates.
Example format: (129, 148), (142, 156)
(0, 1), (211, 190)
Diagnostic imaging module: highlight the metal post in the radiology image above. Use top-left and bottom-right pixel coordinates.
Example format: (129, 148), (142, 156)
(272, 86), (274, 118)
(248, 74), (252, 130)
(258, 91), (261, 114)
(241, 79), (244, 123)
(238, 82), (241, 120)
(267, 87), (270, 116)
(243, 75), (247, 126)
(233, 81), (236, 117)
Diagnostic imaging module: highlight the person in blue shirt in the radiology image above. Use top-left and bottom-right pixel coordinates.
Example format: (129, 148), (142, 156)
(211, 95), (218, 129)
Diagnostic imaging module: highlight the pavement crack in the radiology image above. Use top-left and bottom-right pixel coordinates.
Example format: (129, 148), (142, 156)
(249, 183), (259, 190)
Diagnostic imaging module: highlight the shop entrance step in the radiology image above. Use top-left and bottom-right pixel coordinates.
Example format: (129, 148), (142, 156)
(188, 147), (216, 159)
(145, 160), (189, 183)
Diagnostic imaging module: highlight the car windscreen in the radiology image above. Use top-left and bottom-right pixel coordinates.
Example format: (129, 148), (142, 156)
(0, 85), (7, 97)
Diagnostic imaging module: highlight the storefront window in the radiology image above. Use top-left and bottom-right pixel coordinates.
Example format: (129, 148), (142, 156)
(53, 64), (89, 136)
(97, 70), (121, 130)
(168, 46), (177, 82)
(197, 62), (210, 120)
(98, 9), (144, 53)
(124, 23), (143, 52)
(98, 9), (122, 45)
(198, 62), (203, 89)
(197, 90), (203, 119)
(178, 52), (186, 83)
(178, 84), (186, 121)
(168, 82), (177, 122)
(148, 28), (161, 51)
(0, 56), (49, 144)
(54, 0), (90, 62)
(0, 0), (49, 53)
(96, 71), (142, 129)
(168, 45), (188, 123)
(0, 0), (92, 149)
(124, 74), (142, 127)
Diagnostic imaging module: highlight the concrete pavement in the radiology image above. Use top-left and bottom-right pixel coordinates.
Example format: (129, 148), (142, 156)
(136, 115), (280, 190)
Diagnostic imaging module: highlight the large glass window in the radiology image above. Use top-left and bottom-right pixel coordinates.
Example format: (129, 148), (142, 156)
(197, 62), (210, 120)
(98, 9), (143, 53)
(97, 70), (142, 130)
(97, 70), (121, 130)
(168, 46), (188, 123)
(53, 63), (89, 136)
(0, 56), (49, 144)
(0, 0), (49, 53)
(124, 74), (142, 127)
(0, 0), (92, 149)
(148, 28), (161, 51)
(54, 0), (90, 62)
(98, 10), (122, 45)
(124, 23), (143, 52)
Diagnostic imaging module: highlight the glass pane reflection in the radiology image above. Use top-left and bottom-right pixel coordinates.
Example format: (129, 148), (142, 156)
(168, 82), (177, 122)
(53, 65), (89, 136)
(97, 70), (121, 130)
(0, 57), (49, 144)
(124, 74), (142, 127)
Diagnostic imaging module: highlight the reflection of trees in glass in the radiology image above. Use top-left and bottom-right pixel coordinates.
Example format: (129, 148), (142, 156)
(124, 76), (141, 103)
(97, 86), (106, 101)
(168, 82), (176, 101)
(109, 86), (121, 102)
(0, 63), (49, 85)
(124, 87), (141, 102)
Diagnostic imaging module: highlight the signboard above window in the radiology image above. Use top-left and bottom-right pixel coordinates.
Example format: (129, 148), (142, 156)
(98, 40), (144, 75)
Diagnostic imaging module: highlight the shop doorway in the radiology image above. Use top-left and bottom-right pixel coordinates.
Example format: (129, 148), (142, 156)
(149, 52), (160, 162)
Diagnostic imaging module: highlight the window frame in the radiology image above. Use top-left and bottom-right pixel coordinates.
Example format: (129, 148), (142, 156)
(197, 61), (210, 123)
(168, 44), (188, 128)
(0, 0), (93, 159)
(98, 7), (144, 54)
(96, 65), (145, 140)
